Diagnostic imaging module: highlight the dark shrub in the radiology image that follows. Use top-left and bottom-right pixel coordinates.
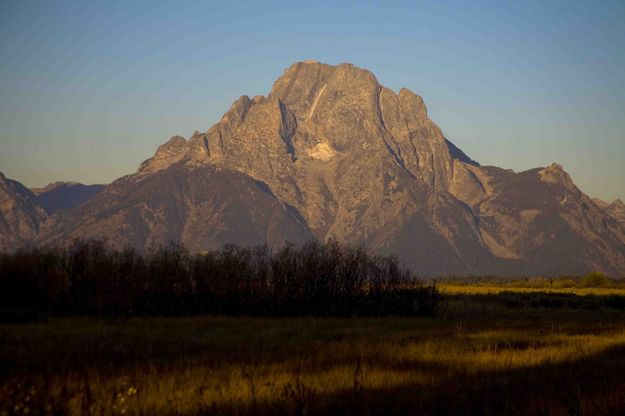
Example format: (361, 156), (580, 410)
(580, 272), (611, 288)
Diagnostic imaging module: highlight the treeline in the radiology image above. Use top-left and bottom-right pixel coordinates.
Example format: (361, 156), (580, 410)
(0, 240), (441, 322)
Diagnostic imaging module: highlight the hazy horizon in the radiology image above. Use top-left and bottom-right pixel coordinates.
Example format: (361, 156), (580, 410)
(1, 0), (624, 201)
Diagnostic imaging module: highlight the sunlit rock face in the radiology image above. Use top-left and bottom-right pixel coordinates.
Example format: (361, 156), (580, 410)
(5, 61), (624, 276)
(595, 198), (625, 227)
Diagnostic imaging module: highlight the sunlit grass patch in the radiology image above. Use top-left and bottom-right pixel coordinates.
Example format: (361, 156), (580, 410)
(2, 297), (625, 415)
(439, 284), (625, 296)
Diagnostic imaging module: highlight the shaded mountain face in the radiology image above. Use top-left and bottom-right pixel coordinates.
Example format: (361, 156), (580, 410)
(5, 61), (625, 276)
(0, 175), (106, 251)
(0, 172), (46, 251)
(31, 182), (105, 214)
(40, 164), (313, 251)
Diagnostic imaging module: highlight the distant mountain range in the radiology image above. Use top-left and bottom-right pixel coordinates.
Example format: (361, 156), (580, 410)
(30, 182), (106, 214)
(0, 173), (104, 249)
(1, 61), (624, 276)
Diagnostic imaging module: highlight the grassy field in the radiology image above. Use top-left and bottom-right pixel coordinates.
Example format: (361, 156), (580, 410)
(439, 283), (625, 296)
(2, 290), (625, 415)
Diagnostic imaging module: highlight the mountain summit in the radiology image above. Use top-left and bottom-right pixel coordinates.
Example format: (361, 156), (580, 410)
(6, 61), (625, 276)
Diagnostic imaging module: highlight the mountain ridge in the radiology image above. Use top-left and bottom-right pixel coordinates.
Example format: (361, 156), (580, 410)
(2, 61), (624, 276)
(594, 198), (625, 226)
(31, 182), (106, 214)
(0, 174), (106, 250)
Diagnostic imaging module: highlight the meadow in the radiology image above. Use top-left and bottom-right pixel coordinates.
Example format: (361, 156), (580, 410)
(2, 289), (625, 416)
(2, 243), (625, 415)
(439, 284), (625, 296)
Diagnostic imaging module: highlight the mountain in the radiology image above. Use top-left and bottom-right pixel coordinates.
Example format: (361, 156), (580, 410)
(31, 182), (105, 214)
(594, 198), (625, 226)
(40, 164), (313, 251)
(0, 172), (46, 251)
(5, 61), (625, 276)
(0, 174), (107, 251)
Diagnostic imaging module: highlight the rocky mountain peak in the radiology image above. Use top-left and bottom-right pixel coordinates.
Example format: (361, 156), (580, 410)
(137, 61), (458, 193)
(398, 87), (428, 119)
(138, 135), (191, 174)
(31, 181), (79, 195)
(538, 162), (576, 190)
(594, 197), (625, 226)
(17, 62), (624, 277)
(165, 135), (188, 147)
(606, 198), (625, 225)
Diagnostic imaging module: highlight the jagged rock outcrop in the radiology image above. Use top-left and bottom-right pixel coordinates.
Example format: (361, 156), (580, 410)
(594, 198), (625, 226)
(5, 61), (624, 276)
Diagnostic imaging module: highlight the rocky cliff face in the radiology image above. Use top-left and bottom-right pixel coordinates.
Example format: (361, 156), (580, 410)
(131, 61), (625, 276)
(594, 199), (625, 226)
(5, 61), (625, 276)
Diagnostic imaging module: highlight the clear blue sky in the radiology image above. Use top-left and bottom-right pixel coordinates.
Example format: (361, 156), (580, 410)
(1, 0), (624, 201)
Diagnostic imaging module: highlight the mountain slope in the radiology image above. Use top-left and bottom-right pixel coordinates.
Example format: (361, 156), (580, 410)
(0, 172), (46, 251)
(452, 163), (625, 276)
(594, 198), (625, 226)
(31, 182), (105, 214)
(17, 61), (625, 276)
(40, 164), (313, 251)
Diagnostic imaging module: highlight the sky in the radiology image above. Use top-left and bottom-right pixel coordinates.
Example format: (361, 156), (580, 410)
(1, 0), (624, 201)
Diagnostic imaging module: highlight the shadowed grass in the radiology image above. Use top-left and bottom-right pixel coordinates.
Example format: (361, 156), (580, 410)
(2, 291), (625, 416)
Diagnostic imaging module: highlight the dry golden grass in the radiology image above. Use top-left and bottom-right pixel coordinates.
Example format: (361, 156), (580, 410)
(439, 283), (625, 296)
(2, 292), (625, 415)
